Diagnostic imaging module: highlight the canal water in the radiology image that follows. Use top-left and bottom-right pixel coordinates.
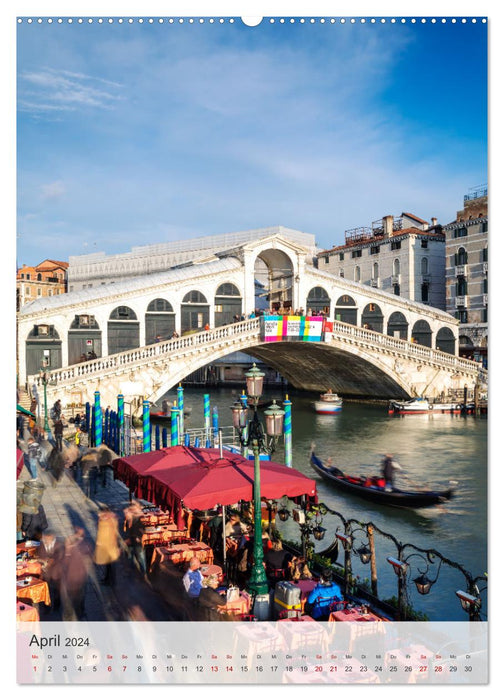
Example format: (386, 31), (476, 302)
(158, 386), (488, 622)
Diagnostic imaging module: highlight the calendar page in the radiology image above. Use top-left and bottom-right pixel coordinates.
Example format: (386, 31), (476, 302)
(14, 2), (490, 689)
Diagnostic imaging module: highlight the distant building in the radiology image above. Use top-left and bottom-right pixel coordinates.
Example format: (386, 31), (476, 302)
(16, 259), (68, 310)
(444, 186), (488, 366)
(66, 225), (317, 292)
(317, 213), (446, 311)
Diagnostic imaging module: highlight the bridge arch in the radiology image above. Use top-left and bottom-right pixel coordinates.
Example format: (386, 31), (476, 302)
(214, 283), (242, 326)
(412, 319), (432, 348)
(181, 290), (209, 333)
(362, 303), (384, 333)
(68, 313), (102, 364)
(145, 298), (175, 344)
(108, 306), (140, 355)
(306, 286), (330, 315)
(387, 311), (408, 340)
(254, 248), (294, 312)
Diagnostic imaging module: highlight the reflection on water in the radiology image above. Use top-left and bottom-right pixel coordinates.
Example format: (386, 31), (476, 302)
(160, 386), (488, 621)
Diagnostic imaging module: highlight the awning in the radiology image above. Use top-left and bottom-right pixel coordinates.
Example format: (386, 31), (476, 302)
(113, 445), (317, 523)
(17, 404), (35, 417)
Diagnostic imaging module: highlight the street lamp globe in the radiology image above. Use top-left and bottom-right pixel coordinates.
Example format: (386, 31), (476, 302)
(230, 399), (248, 429)
(245, 363), (265, 400)
(263, 399), (285, 436)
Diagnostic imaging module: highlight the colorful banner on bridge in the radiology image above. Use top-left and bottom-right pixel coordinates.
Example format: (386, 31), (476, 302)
(261, 315), (325, 342)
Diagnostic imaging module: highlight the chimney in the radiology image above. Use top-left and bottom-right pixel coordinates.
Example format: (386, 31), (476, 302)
(431, 217), (438, 226)
(383, 215), (394, 238)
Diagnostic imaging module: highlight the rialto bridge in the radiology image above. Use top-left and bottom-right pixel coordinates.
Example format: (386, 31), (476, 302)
(17, 233), (485, 411)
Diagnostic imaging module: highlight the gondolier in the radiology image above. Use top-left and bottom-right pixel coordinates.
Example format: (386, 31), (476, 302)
(381, 454), (402, 489)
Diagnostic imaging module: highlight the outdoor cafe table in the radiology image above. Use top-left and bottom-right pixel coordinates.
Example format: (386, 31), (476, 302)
(278, 615), (328, 651)
(329, 607), (387, 623)
(140, 508), (173, 527)
(200, 564), (223, 583)
(16, 560), (43, 578)
(141, 523), (189, 547)
(150, 541), (214, 569)
(16, 577), (51, 607)
(17, 542), (41, 558)
(17, 600), (40, 622)
(217, 590), (251, 618)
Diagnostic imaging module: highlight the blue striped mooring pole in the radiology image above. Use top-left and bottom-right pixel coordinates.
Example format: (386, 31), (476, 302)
(94, 390), (102, 447)
(142, 400), (151, 453)
(170, 402), (180, 446)
(283, 394), (292, 468)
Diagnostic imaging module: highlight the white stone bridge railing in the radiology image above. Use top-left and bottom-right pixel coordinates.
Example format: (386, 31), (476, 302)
(29, 316), (486, 395)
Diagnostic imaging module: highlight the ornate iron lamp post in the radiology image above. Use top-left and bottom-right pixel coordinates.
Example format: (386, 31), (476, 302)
(39, 364), (51, 435)
(230, 364), (285, 605)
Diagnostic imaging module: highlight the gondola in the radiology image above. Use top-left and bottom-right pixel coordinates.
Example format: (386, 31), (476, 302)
(309, 451), (455, 509)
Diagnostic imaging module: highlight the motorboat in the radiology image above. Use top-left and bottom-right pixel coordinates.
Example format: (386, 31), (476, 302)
(388, 398), (464, 415)
(314, 390), (343, 414)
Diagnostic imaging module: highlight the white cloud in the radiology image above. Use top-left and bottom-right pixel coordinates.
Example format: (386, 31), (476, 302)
(40, 180), (66, 200)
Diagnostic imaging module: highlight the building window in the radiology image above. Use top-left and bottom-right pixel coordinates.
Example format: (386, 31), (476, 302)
(482, 309), (487, 323)
(393, 258), (400, 276)
(391, 240), (401, 250)
(26, 274), (31, 280)
(421, 257), (429, 275)
(37, 288), (42, 296)
(482, 247), (488, 262)
(351, 250), (362, 258)
(456, 278), (468, 296)
(455, 247), (468, 265)
(354, 266), (361, 282)
(339, 268), (344, 278)
(372, 262), (379, 280)
(454, 226), (467, 238)
(456, 309), (468, 323)
(421, 283), (429, 302)
(370, 246), (379, 255)
(483, 278), (488, 294)
(481, 221), (488, 233)
(393, 284), (400, 296)
(324, 256), (329, 264)
(421, 240), (428, 248)
(339, 252), (344, 261)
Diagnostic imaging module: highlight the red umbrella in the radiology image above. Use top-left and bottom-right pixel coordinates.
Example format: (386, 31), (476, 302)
(114, 445), (317, 525)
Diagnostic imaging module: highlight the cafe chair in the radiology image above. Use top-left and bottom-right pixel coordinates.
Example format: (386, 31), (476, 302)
(266, 564), (286, 582)
(278, 609), (301, 620)
(329, 600), (350, 612)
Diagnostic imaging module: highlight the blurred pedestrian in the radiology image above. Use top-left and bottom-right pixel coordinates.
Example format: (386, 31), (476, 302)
(54, 418), (64, 451)
(123, 500), (147, 575)
(197, 575), (226, 620)
(39, 531), (65, 611)
(25, 436), (41, 479)
(21, 503), (48, 542)
(62, 527), (93, 621)
(94, 506), (121, 586)
(182, 557), (204, 598)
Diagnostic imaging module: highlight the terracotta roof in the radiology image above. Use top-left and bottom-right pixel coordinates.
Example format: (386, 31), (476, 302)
(36, 259), (69, 270)
(317, 227), (444, 255)
(402, 212), (429, 225)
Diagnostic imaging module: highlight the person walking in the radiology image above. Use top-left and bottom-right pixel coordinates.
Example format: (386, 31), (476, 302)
(94, 506), (121, 586)
(39, 531), (65, 612)
(61, 527), (93, 621)
(123, 501), (147, 576)
(54, 418), (64, 451)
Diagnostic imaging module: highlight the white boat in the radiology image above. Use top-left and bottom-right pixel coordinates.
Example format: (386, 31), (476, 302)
(314, 390), (343, 415)
(222, 444), (271, 461)
(388, 398), (465, 415)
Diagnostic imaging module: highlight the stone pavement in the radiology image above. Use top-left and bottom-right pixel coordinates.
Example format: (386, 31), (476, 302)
(18, 450), (179, 623)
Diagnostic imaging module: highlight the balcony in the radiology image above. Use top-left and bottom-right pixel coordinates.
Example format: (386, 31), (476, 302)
(370, 279), (379, 288)
(483, 294), (488, 306)
(391, 274), (400, 285)
(455, 264), (468, 277)
(456, 296), (468, 308)
(483, 261), (488, 274)
(421, 274), (430, 284)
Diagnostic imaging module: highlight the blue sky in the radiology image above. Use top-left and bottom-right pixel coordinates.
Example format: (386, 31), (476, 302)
(16, 15), (487, 266)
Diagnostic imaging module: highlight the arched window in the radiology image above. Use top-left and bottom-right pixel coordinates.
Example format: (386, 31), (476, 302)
(421, 257), (429, 275)
(108, 306), (140, 354)
(334, 295), (357, 325)
(354, 266), (361, 282)
(361, 303), (384, 333)
(393, 258), (400, 276)
(37, 273), (42, 281)
(455, 247), (468, 265)
(145, 298), (175, 343)
(215, 283), (242, 326)
(387, 311), (408, 339)
(339, 268), (344, 278)
(182, 290), (208, 304)
(412, 320), (432, 348)
(306, 286), (330, 314)
(372, 262), (379, 280)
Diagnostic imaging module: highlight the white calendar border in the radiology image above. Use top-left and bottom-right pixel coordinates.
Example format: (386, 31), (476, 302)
(5, 0), (500, 696)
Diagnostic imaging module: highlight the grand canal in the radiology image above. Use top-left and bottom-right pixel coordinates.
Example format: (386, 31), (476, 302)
(158, 385), (488, 622)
